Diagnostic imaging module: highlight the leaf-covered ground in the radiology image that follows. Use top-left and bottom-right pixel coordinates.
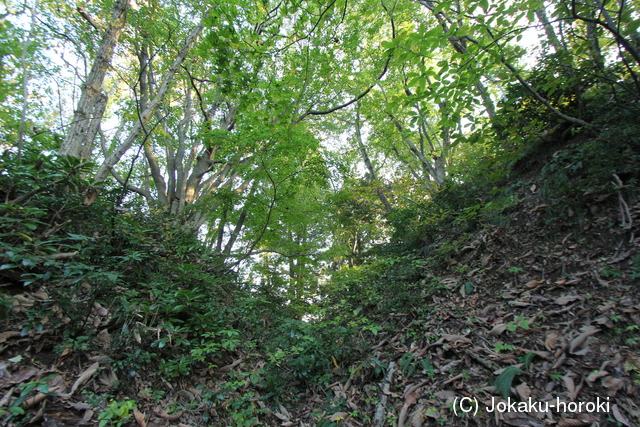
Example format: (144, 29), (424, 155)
(2, 155), (640, 427)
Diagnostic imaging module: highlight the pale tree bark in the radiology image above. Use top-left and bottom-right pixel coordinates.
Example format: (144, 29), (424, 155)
(354, 106), (393, 214)
(94, 20), (205, 183)
(17, 0), (38, 161)
(379, 85), (449, 188)
(569, 0), (640, 67)
(416, 0), (590, 127)
(59, 0), (129, 160)
(535, 7), (562, 52)
(416, 0), (496, 120)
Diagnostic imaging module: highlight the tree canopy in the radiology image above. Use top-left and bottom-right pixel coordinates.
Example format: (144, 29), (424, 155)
(1, 0), (640, 424)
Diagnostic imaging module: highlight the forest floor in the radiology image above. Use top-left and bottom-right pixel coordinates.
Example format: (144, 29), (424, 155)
(2, 154), (640, 427)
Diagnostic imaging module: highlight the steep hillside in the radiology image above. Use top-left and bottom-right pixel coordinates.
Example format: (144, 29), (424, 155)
(1, 133), (640, 427)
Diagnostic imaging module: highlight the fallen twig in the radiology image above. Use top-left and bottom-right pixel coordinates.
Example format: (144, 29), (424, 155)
(373, 361), (396, 427)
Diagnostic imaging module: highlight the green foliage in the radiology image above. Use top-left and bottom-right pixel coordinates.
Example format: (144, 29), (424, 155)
(538, 105), (640, 226)
(494, 366), (524, 399)
(0, 377), (56, 424)
(97, 400), (136, 427)
(263, 318), (357, 391)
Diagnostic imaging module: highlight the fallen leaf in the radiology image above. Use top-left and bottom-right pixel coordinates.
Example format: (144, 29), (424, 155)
(562, 374), (575, 397)
(488, 324), (508, 337)
(442, 334), (472, 345)
(515, 383), (531, 400)
(586, 370), (608, 384)
(602, 377), (625, 394)
(59, 362), (99, 398)
(558, 419), (590, 426)
(554, 295), (583, 305)
(524, 279), (545, 289)
(569, 327), (600, 353)
(11, 366), (38, 383)
(405, 392), (417, 407)
(435, 390), (456, 400)
(274, 412), (290, 422)
(93, 302), (108, 316)
(544, 332), (558, 351)
(134, 408), (147, 427)
(0, 331), (21, 343)
(502, 414), (543, 426)
(612, 404), (631, 426)
(482, 254), (492, 267)
(330, 412), (349, 422)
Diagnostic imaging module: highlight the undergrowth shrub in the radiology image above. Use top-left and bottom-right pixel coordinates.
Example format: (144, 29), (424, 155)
(0, 149), (263, 388)
(262, 318), (358, 393)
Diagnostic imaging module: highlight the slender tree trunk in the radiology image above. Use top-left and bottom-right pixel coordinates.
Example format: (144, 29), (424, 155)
(59, 0), (129, 160)
(94, 20), (204, 183)
(355, 107), (392, 213)
(17, 0), (39, 161)
(535, 7), (562, 52)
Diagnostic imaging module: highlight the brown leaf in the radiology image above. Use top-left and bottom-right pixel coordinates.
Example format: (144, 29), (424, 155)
(533, 204), (548, 212)
(515, 383), (531, 400)
(154, 409), (184, 421)
(595, 316), (613, 328)
(21, 392), (47, 409)
(99, 369), (118, 387)
(133, 408), (147, 427)
(59, 362), (99, 398)
(524, 279), (545, 289)
(602, 377), (625, 393)
(274, 412), (290, 422)
(544, 332), (559, 351)
(569, 327), (600, 353)
(488, 324), (508, 337)
(83, 188), (99, 206)
(586, 370), (608, 384)
(563, 374), (575, 397)
(554, 295), (583, 305)
(481, 254), (492, 267)
(93, 302), (108, 317)
(502, 415), (543, 426)
(329, 412), (349, 422)
(58, 347), (72, 361)
(612, 404), (631, 426)
(405, 392), (417, 407)
(442, 334), (472, 345)
(0, 331), (21, 343)
(558, 419), (590, 427)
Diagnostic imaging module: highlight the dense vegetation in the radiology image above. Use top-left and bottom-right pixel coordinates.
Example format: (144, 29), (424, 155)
(1, 0), (640, 425)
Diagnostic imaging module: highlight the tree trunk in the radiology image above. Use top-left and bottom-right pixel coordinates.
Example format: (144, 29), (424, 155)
(94, 20), (204, 183)
(355, 107), (392, 213)
(59, 0), (129, 160)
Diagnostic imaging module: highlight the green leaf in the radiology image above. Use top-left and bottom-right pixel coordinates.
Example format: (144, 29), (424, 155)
(495, 366), (523, 399)
(523, 352), (539, 370)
